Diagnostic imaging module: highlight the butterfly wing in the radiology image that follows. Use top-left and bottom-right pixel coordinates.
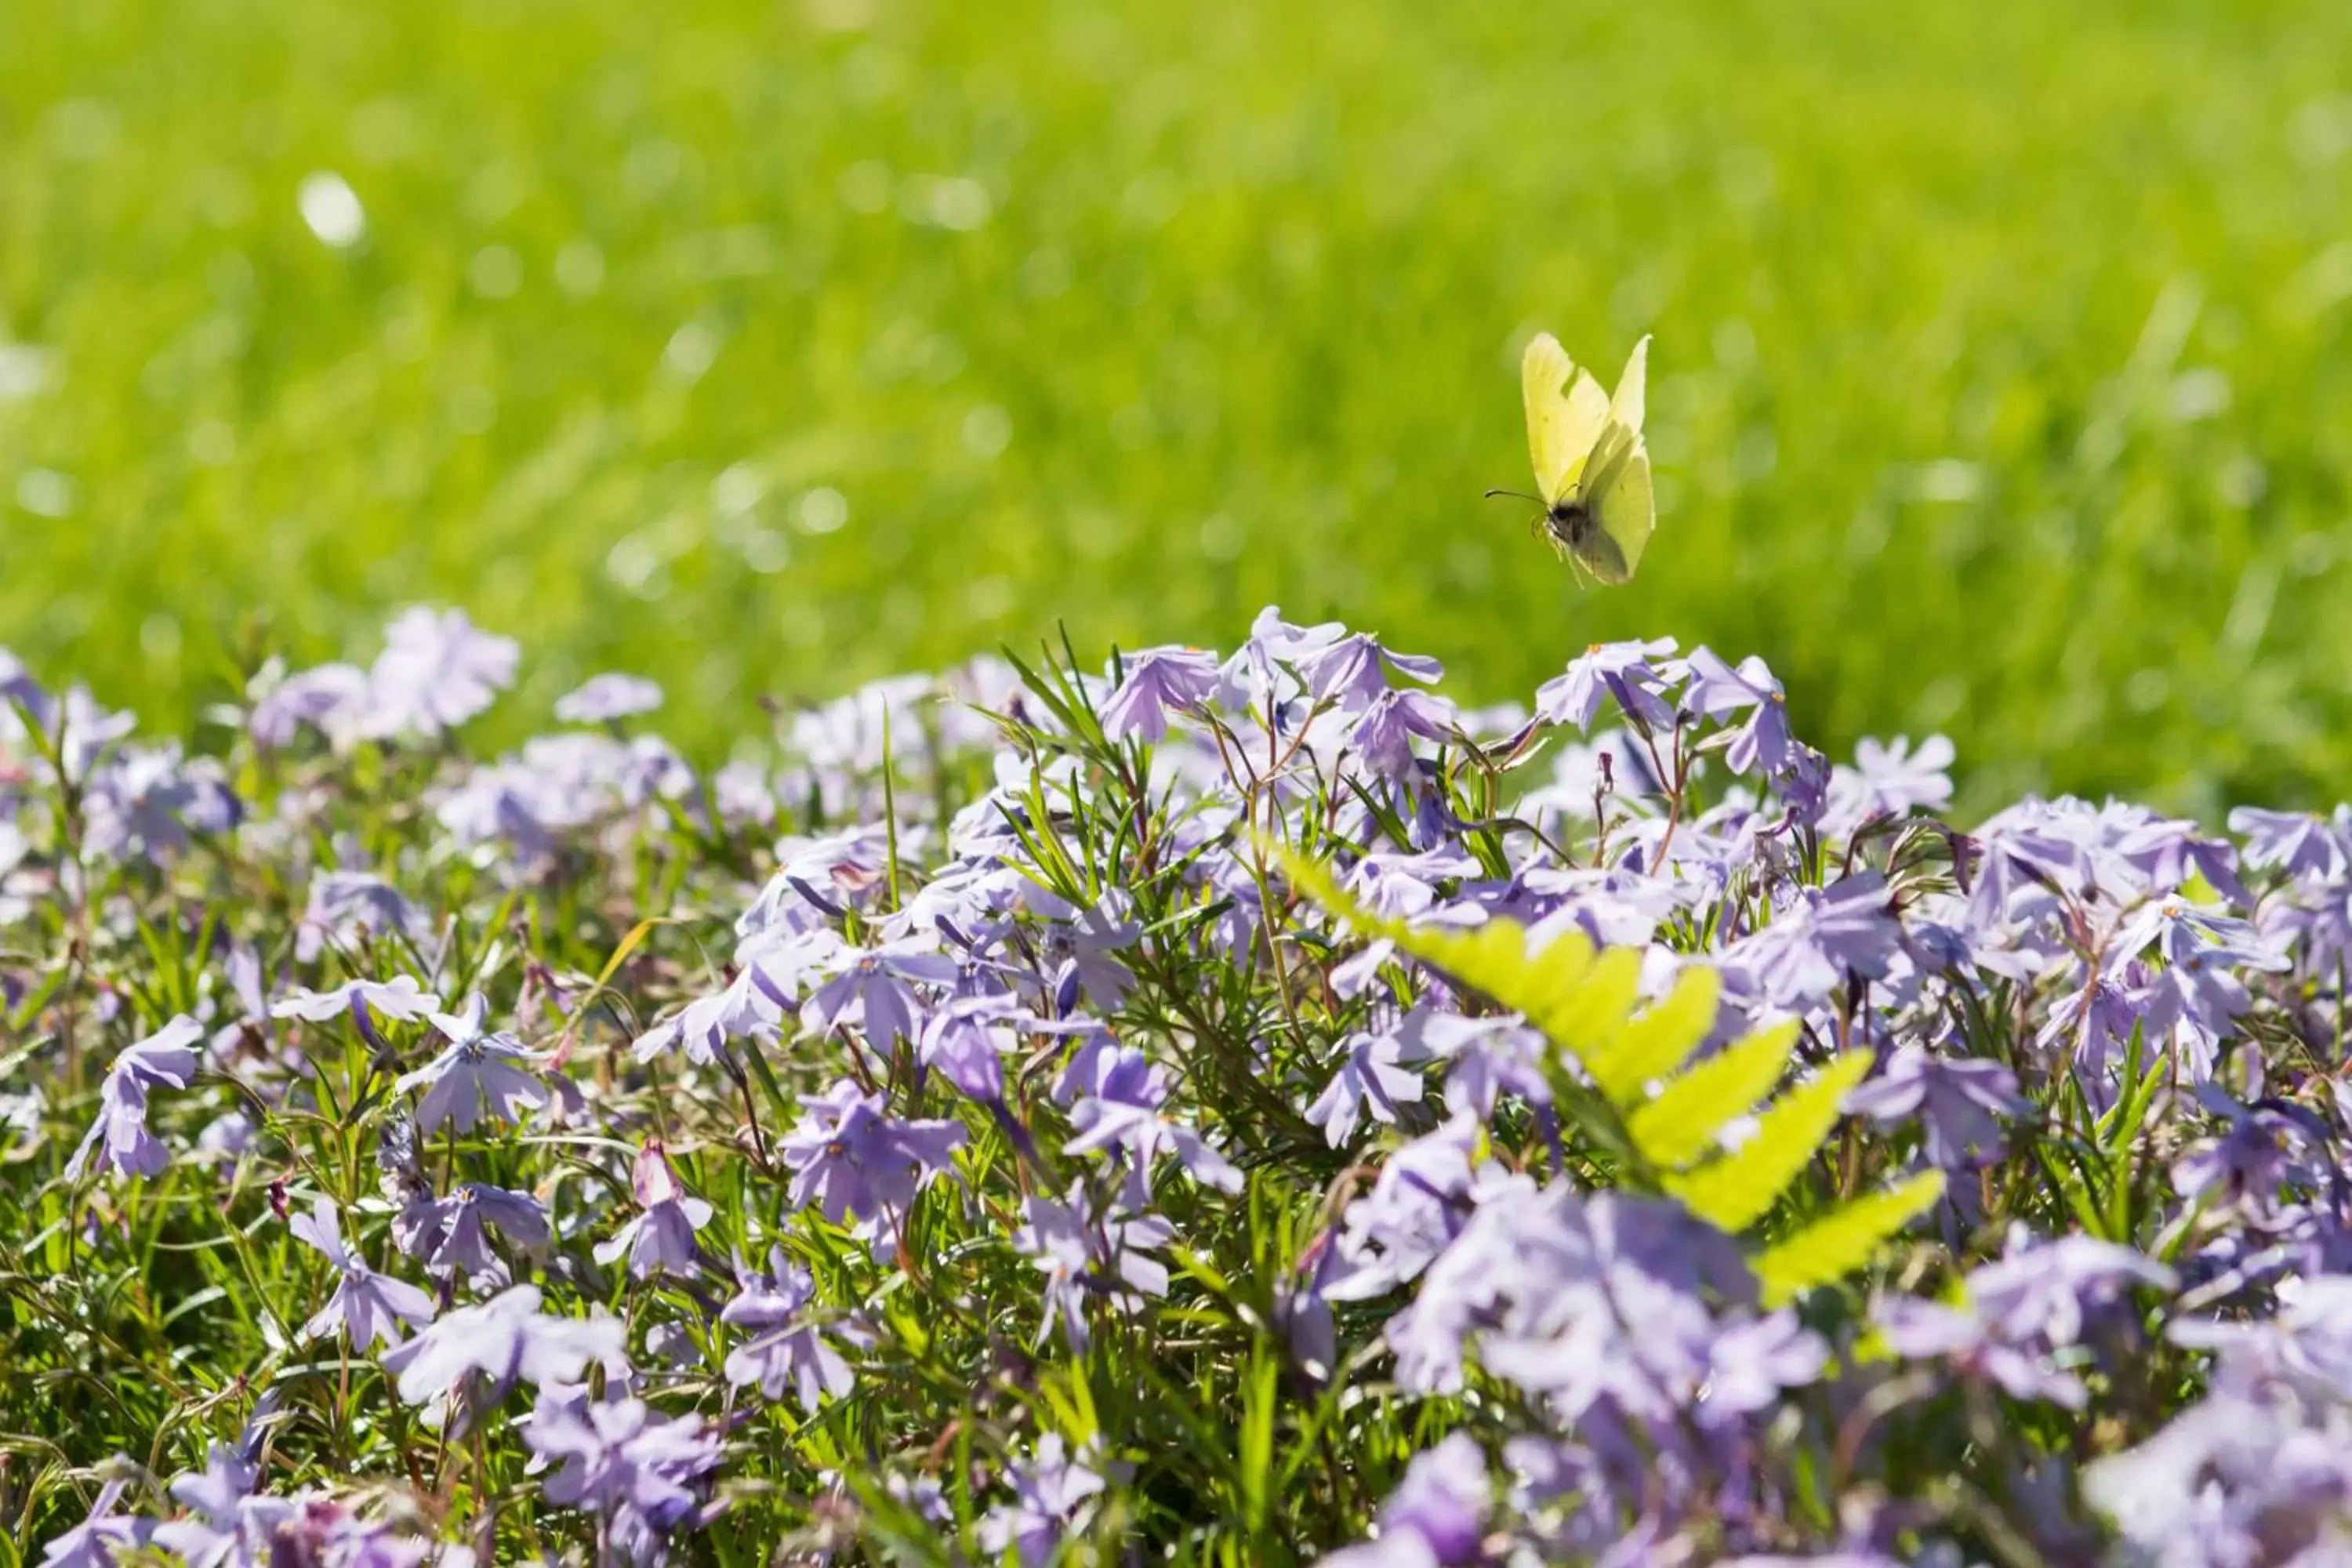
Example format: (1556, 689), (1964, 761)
(1568, 336), (1656, 583)
(1522, 332), (1611, 505)
(1585, 442), (1653, 583)
(1608, 335), (1649, 435)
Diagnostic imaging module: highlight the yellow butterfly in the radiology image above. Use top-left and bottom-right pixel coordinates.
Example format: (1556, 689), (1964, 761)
(1489, 332), (1654, 583)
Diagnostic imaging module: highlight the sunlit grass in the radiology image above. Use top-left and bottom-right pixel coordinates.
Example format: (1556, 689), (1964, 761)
(4, 0), (2351, 810)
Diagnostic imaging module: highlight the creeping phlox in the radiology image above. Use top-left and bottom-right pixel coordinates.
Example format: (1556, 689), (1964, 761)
(5, 606), (2352, 1565)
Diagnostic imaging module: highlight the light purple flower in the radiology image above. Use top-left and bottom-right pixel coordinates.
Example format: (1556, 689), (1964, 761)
(396, 994), (548, 1133)
(1064, 1045), (1243, 1198)
(272, 975), (441, 1028)
(294, 869), (427, 964)
(806, 937), (961, 1048)
(1014, 1185), (1174, 1351)
(1100, 646), (1223, 742)
(1873, 1297), (2089, 1409)
(1534, 637), (1681, 731)
(1846, 1043), (2027, 1170)
(1967, 1232), (2175, 1348)
(1348, 689), (1458, 780)
(361, 606), (518, 740)
(66, 1014), (203, 1180)
(1323, 1432), (1490, 1568)
(522, 1393), (722, 1566)
(1299, 633), (1444, 713)
(555, 673), (664, 724)
(38, 1475), (151, 1568)
(1730, 873), (1903, 1007)
(977, 1434), (1106, 1567)
(917, 993), (1015, 1102)
(1218, 606), (1348, 717)
(777, 1080), (966, 1234)
(397, 1182), (550, 1280)
(151, 1441), (293, 1568)
(593, 1142), (713, 1280)
(2229, 805), (2351, 884)
(720, 1246), (862, 1412)
(2172, 1087), (2308, 1209)
(1842, 734), (1955, 819)
(1683, 647), (1792, 777)
(292, 1199), (436, 1348)
(1326, 1116), (1483, 1301)
(1305, 1029), (1429, 1147)
(249, 662), (369, 750)
(387, 1284), (628, 1406)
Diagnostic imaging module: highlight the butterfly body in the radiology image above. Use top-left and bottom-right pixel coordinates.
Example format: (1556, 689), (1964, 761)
(1508, 332), (1655, 584)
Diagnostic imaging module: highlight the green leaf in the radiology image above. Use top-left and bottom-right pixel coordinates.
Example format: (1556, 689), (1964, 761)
(1754, 1170), (1947, 1305)
(1584, 965), (1722, 1102)
(1626, 1019), (1799, 1168)
(1666, 1048), (1875, 1231)
(1523, 942), (1642, 1066)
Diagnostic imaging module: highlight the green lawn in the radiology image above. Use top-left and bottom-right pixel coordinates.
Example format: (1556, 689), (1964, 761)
(5, 0), (2351, 812)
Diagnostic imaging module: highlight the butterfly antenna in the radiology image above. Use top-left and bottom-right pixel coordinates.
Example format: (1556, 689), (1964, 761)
(1483, 487), (1543, 503)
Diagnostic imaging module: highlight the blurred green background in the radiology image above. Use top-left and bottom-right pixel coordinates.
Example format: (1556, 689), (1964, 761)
(4, 0), (2351, 812)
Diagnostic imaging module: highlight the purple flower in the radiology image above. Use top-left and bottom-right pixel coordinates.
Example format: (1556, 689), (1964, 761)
(1846, 1043), (2027, 1170)
(1014, 1185), (1175, 1352)
(249, 662), (369, 750)
(1683, 648), (1792, 777)
(917, 993), (1015, 1102)
(806, 937), (961, 1048)
(387, 1284), (628, 1407)
(1397, 1010), (1551, 1117)
(150, 1441), (295, 1568)
(2229, 804), (2351, 884)
(294, 869), (426, 964)
(360, 606), (518, 740)
(1967, 1232), (2175, 1348)
(1873, 1297), (2089, 1408)
(1349, 689), (1459, 780)
(1730, 873), (1903, 1007)
(1299, 633), (1444, 713)
(396, 994), (548, 1134)
(977, 1434), (1106, 1567)
(1323, 1433), (1490, 1568)
(67, 1014), (202, 1180)
(1305, 1029), (1429, 1147)
(1839, 734), (1955, 820)
(1326, 1116), (1483, 1301)
(720, 1246), (862, 1412)
(38, 1475), (151, 1568)
(1218, 606), (1348, 717)
(272, 975), (441, 1029)
(2172, 1087), (2308, 1208)
(523, 1393), (722, 1566)
(1064, 1045), (1243, 1198)
(1100, 646), (1222, 742)
(593, 1142), (713, 1280)
(292, 1199), (436, 1348)
(397, 1182), (550, 1280)
(632, 964), (785, 1066)
(777, 1080), (966, 1235)
(555, 673), (664, 724)
(2036, 965), (2153, 1088)
(1534, 637), (1681, 731)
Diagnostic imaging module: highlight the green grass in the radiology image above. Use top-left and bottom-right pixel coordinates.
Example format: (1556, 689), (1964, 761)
(5, 0), (2352, 812)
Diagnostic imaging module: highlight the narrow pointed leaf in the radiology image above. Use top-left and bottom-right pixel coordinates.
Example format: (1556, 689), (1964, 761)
(1585, 965), (1722, 1102)
(1755, 1170), (1947, 1306)
(1626, 1019), (1799, 1169)
(1666, 1047), (1875, 1231)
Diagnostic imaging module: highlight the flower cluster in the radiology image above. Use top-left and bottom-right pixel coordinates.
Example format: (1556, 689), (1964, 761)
(6, 604), (2352, 1564)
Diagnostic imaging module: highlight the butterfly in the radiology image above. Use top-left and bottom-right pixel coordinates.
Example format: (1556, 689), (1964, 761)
(1487, 332), (1654, 583)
